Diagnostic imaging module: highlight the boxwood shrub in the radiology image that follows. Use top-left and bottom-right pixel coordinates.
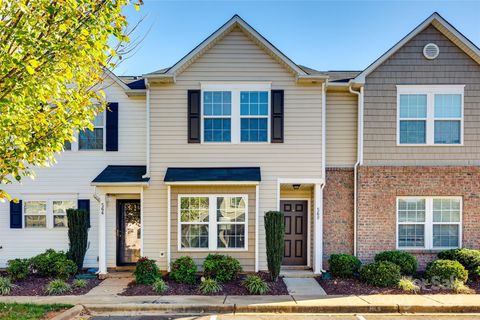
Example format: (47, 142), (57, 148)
(203, 254), (242, 282)
(6, 258), (30, 281)
(134, 257), (161, 285)
(170, 256), (197, 284)
(328, 253), (361, 278)
(359, 261), (401, 287)
(374, 250), (417, 275)
(426, 259), (468, 284)
(438, 248), (480, 272)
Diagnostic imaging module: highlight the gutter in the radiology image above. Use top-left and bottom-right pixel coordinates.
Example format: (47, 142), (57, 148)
(348, 84), (364, 257)
(142, 79), (151, 179)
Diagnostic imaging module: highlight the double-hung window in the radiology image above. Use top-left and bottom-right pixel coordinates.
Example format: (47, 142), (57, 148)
(397, 197), (462, 250)
(201, 83), (270, 143)
(397, 85), (464, 145)
(24, 199), (76, 229)
(179, 195), (248, 250)
(79, 112), (104, 150)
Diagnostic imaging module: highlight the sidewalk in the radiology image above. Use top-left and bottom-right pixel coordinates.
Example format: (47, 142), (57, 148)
(2, 293), (480, 314)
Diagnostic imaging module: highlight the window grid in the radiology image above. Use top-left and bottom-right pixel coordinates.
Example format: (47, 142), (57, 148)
(397, 199), (426, 248)
(52, 200), (75, 228)
(79, 112), (104, 150)
(24, 201), (47, 229)
(203, 91), (232, 143)
(240, 91), (269, 142)
(397, 86), (464, 146)
(178, 195), (248, 251)
(397, 197), (462, 250)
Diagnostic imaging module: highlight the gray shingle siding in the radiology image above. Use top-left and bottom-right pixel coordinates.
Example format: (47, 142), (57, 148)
(363, 24), (480, 166)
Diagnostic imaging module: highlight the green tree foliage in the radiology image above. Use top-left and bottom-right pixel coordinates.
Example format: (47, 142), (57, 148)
(0, 0), (141, 199)
(66, 209), (89, 270)
(264, 211), (284, 281)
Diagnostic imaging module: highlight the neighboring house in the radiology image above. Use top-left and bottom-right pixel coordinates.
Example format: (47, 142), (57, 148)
(1, 12), (479, 274)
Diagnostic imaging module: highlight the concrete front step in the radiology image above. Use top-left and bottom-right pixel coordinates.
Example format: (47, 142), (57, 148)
(106, 271), (134, 279)
(280, 269), (317, 278)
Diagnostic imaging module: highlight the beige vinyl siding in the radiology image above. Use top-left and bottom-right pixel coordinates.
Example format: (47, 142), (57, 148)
(143, 27), (323, 270)
(326, 91), (358, 167)
(0, 78), (146, 268)
(170, 185), (256, 271)
(363, 24), (480, 165)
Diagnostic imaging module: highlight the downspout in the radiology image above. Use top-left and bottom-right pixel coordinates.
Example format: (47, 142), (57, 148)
(348, 84), (364, 257)
(319, 81), (327, 273)
(142, 79), (151, 179)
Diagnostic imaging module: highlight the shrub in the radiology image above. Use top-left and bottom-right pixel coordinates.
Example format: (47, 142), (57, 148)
(438, 249), (480, 272)
(46, 279), (71, 295)
(360, 261), (401, 287)
(426, 259), (468, 284)
(30, 249), (77, 279)
(199, 278), (222, 294)
(134, 257), (161, 285)
(67, 208), (89, 270)
(451, 279), (475, 294)
(243, 275), (269, 295)
(152, 279), (169, 294)
(73, 279), (88, 288)
(55, 259), (78, 281)
(473, 266), (480, 278)
(374, 250), (417, 276)
(264, 211), (284, 281)
(203, 254), (242, 282)
(328, 254), (361, 278)
(0, 277), (12, 295)
(170, 256), (197, 284)
(398, 277), (420, 293)
(6, 259), (30, 281)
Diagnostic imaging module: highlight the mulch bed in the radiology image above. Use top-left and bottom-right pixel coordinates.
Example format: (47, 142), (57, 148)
(1, 272), (102, 296)
(316, 276), (480, 295)
(121, 272), (288, 296)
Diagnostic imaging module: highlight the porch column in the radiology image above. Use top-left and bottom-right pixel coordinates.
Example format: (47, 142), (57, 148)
(98, 192), (107, 277)
(314, 183), (323, 274)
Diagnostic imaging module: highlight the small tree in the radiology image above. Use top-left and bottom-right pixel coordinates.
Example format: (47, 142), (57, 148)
(67, 209), (89, 270)
(264, 211), (285, 281)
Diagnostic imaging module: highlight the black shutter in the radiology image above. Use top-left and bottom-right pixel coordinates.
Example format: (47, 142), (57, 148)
(271, 90), (284, 143)
(106, 102), (119, 151)
(10, 200), (22, 229)
(188, 90), (201, 143)
(78, 199), (91, 228)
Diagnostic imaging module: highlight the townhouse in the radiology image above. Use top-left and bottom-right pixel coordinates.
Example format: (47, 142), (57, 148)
(1, 12), (479, 275)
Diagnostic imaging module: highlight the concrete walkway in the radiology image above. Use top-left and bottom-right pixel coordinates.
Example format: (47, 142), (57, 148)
(283, 278), (326, 295)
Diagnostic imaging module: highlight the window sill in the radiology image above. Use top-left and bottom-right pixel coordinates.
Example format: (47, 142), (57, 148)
(399, 248), (459, 254)
(396, 143), (464, 147)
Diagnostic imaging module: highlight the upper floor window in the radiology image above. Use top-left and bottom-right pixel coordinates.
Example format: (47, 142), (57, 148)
(201, 83), (270, 144)
(79, 112), (104, 150)
(397, 85), (464, 146)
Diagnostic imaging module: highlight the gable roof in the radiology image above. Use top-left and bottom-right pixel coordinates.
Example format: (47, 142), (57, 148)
(353, 12), (480, 84)
(144, 15), (327, 83)
(103, 69), (146, 96)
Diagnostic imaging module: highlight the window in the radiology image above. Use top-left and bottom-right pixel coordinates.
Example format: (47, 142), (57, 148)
(201, 84), (270, 144)
(397, 197), (461, 249)
(397, 85), (464, 145)
(179, 195), (248, 250)
(203, 91), (231, 142)
(24, 201), (47, 228)
(53, 200), (75, 228)
(79, 113), (104, 150)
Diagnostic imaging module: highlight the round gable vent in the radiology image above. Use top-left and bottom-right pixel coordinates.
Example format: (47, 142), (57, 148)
(423, 43), (440, 60)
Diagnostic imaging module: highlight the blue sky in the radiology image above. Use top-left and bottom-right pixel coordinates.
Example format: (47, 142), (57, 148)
(116, 0), (480, 76)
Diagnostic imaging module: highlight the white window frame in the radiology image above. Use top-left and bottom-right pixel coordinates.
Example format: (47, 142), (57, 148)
(396, 85), (465, 146)
(396, 196), (462, 250)
(178, 194), (248, 252)
(200, 83), (271, 144)
(24, 201), (48, 229)
(22, 195), (77, 229)
(52, 200), (76, 228)
(67, 111), (106, 152)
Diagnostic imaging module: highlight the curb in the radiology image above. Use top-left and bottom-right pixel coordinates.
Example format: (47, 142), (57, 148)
(51, 305), (85, 320)
(84, 303), (480, 314)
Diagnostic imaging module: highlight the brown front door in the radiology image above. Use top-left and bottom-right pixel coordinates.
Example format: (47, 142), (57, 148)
(281, 200), (308, 265)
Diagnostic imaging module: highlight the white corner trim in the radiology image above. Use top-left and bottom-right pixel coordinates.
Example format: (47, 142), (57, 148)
(167, 185), (171, 272)
(255, 185), (260, 272)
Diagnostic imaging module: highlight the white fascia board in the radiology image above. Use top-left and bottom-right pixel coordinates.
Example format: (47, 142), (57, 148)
(353, 13), (480, 84)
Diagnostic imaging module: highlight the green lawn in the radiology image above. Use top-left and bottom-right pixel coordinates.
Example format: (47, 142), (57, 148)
(0, 303), (72, 320)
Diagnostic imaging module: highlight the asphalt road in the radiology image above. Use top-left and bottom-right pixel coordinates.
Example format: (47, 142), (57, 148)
(90, 314), (480, 320)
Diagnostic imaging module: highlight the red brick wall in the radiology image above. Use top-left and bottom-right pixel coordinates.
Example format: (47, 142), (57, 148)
(323, 168), (355, 268)
(357, 166), (480, 269)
